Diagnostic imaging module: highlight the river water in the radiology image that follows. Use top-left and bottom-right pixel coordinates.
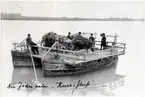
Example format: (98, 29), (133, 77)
(1, 20), (145, 97)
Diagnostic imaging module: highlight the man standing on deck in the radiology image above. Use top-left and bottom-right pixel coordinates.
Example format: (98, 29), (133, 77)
(75, 32), (83, 39)
(100, 33), (107, 50)
(67, 32), (72, 40)
(26, 34), (39, 55)
(78, 32), (82, 37)
(26, 34), (32, 49)
(73, 32), (83, 42)
(89, 33), (95, 43)
(89, 33), (95, 51)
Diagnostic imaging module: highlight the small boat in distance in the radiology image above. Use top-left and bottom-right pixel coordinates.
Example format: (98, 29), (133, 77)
(11, 33), (126, 77)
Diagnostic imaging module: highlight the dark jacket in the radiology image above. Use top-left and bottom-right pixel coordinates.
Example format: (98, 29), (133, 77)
(26, 37), (32, 45)
(89, 36), (95, 42)
(101, 37), (106, 46)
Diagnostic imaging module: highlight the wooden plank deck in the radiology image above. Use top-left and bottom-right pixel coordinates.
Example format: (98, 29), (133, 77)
(28, 48), (125, 65)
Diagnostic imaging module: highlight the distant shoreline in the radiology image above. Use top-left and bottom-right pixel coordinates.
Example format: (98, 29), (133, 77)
(1, 18), (144, 21)
(1, 13), (144, 21)
(2, 17), (144, 21)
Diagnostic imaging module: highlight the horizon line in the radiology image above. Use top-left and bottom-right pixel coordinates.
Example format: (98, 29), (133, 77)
(1, 12), (144, 21)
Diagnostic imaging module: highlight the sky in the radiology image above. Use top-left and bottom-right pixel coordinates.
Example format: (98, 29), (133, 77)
(1, 1), (145, 18)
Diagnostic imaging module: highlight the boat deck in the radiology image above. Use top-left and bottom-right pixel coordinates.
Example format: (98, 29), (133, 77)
(12, 39), (126, 66)
(29, 47), (124, 65)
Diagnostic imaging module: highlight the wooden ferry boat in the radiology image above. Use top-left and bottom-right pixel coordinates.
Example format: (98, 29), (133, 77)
(11, 33), (126, 77)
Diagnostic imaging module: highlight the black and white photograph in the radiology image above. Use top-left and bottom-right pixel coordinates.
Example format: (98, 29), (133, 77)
(0, 1), (145, 97)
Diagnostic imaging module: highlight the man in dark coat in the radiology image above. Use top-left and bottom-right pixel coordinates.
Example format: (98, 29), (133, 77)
(100, 33), (107, 50)
(30, 42), (39, 55)
(26, 34), (32, 49)
(26, 34), (39, 55)
(67, 32), (72, 40)
(89, 33), (95, 51)
(89, 33), (95, 42)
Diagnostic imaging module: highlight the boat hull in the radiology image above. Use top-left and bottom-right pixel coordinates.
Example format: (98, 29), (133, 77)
(11, 50), (42, 67)
(43, 56), (118, 77)
(11, 50), (118, 77)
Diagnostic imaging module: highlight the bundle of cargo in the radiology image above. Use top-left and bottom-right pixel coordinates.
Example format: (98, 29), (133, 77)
(41, 32), (93, 51)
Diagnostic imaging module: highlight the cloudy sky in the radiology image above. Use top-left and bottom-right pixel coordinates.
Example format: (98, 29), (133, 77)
(1, 1), (145, 18)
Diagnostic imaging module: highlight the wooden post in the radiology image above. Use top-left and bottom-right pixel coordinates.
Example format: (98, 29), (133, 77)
(94, 32), (97, 47)
(123, 44), (126, 52)
(20, 44), (22, 51)
(41, 42), (57, 60)
(114, 34), (118, 45)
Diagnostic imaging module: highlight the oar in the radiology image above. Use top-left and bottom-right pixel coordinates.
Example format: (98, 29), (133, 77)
(29, 45), (42, 87)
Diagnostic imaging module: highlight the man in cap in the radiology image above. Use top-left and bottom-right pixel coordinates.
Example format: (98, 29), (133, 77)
(26, 34), (39, 55)
(89, 33), (95, 43)
(78, 32), (82, 36)
(26, 34), (32, 49)
(89, 33), (95, 51)
(67, 32), (72, 40)
(100, 33), (107, 50)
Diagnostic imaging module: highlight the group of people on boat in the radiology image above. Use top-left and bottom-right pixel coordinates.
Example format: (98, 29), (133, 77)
(26, 32), (107, 55)
(66, 32), (107, 50)
(66, 32), (95, 51)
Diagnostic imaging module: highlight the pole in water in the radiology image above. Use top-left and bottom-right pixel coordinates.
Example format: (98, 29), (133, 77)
(29, 46), (42, 93)
(29, 45), (39, 84)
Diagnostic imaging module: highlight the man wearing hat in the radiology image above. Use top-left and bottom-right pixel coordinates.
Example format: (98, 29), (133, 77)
(89, 33), (95, 43)
(89, 33), (95, 51)
(67, 32), (72, 40)
(74, 32), (83, 39)
(100, 33), (107, 50)
(77, 32), (83, 38)
(78, 32), (81, 35)
(26, 34), (32, 49)
(26, 34), (39, 55)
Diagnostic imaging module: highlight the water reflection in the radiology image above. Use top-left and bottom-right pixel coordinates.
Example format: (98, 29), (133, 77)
(10, 61), (124, 96)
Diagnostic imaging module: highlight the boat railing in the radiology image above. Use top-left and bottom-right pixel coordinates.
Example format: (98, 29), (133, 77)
(12, 39), (41, 51)
(12, 39), (126, 62)
(42, 41), (126, 63)
(95, 40), (126, 52)
(12, 41), (85, 54)
(12, 42), (28, 51)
